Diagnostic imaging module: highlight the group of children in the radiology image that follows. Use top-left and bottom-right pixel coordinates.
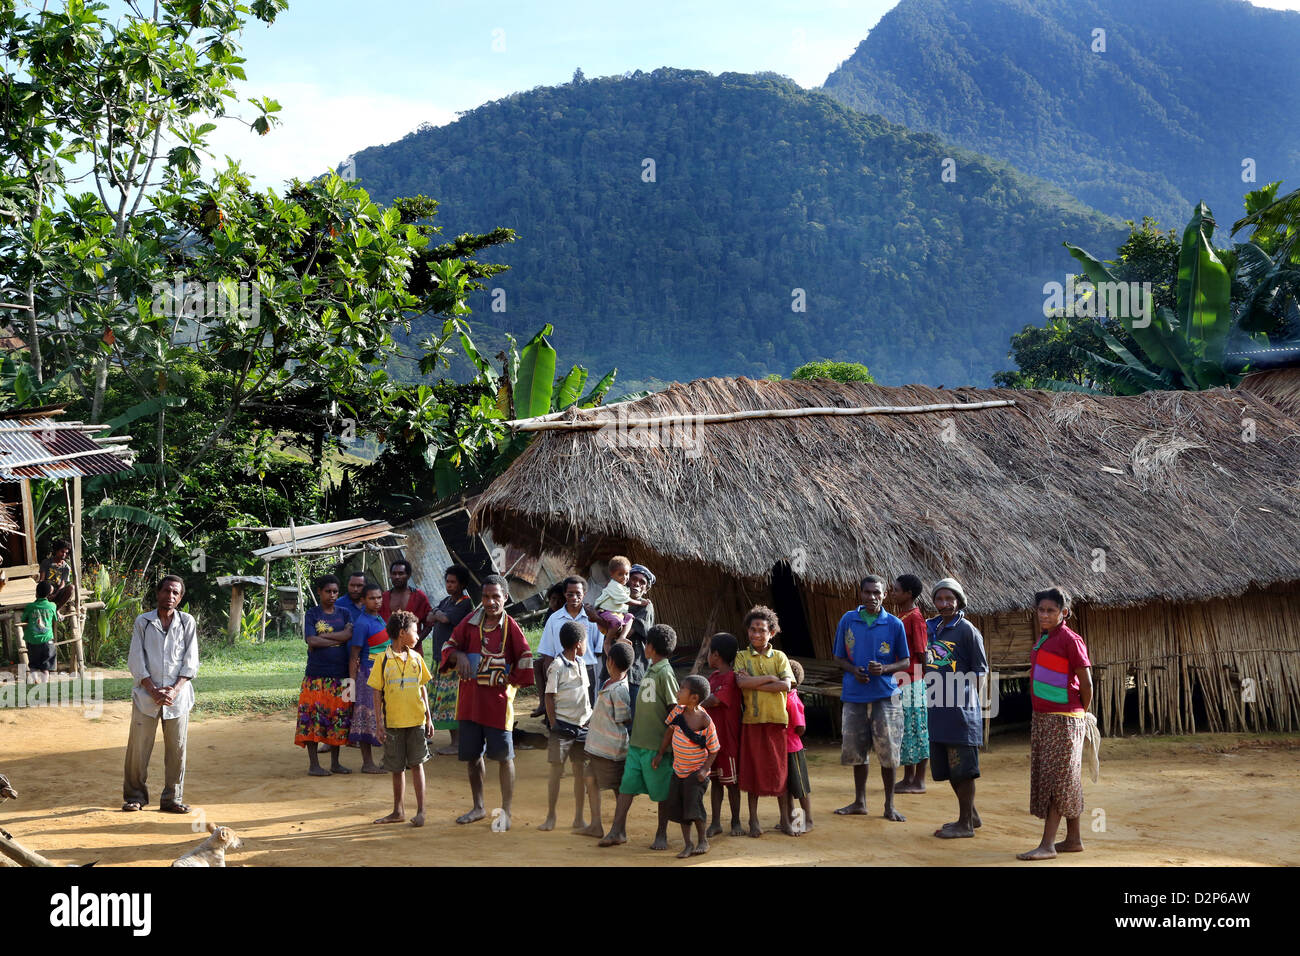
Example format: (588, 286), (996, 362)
(534, 601), (813, 857)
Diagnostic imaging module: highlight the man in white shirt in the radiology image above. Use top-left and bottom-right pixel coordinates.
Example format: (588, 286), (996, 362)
(537, 576), (602, 708)
(122, 575), (199, 813)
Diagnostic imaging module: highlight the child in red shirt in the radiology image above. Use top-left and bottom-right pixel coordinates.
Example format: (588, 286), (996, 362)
(701, 632), (743, 837)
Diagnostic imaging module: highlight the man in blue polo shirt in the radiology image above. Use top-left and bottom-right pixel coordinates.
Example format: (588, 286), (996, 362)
(832, 574), (912, 822)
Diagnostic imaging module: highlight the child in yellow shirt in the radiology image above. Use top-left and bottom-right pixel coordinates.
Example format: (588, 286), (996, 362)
(367, 610), (433, 827)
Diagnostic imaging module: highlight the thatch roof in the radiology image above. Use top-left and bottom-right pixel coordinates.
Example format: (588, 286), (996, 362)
(1240, 367), (1300, 418)
(471, 378), (1300, 614)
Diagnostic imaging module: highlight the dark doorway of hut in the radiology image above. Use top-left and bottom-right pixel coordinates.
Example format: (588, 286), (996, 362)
(769, 561), (813, 659)
(768, 562), (835, 739)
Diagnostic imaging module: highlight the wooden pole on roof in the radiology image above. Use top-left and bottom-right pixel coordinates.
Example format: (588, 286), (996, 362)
(506, 399), (1018, 432)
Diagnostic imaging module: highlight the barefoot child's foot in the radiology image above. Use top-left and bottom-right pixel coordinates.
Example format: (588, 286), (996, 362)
(834, 802), (869, 815)
(748, 820), (762, 838)
(330, 764), (352, 774)
(456, 807), (486, 825)
(692, 840), (710, 855)
(598, 830), (627, 847)
(577, 823), (605, 838)
(882, 806), (906, 822)
(1054, 840), (1084, 853)
(649, 833), (669, 850)
(706, 822), (722, 838)
(308, 766), (331, 777)
(538, 816), (556, 832)
(374, 811), (406, 824)
(730, 822), (745, 837)
(676, 843), (694, 859)
(1017, 846), (1057, 860)
(361, 763), (385, 774)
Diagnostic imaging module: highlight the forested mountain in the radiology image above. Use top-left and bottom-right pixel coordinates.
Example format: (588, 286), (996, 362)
(822, 0), (1300, 228)
(349, 68), (1123, 387)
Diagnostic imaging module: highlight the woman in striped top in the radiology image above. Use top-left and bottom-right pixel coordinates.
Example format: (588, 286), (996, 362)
(1017, 587), (1093, 861)
(654, 674), (720, 858)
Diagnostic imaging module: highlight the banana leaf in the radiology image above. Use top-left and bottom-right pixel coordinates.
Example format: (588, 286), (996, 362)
(553, 365), (587, 411)
(1039, 379), (1104, 394)
(1232, 184), (1300, 239)
(83, 504), (185, 549)
(515, 325), (557, 420)
(1151, 306), (1199, 385)
(1066, 243), (1180, 375)
(454, 320), (499, 389)
(101, 394), (189, 435)
(433, 450), (461, 501)
(578, 368), (618, 408)
(1091, 322), (1160, 375)
(1176, 202), (1232, 367)
(1069, 346), (1172, 394)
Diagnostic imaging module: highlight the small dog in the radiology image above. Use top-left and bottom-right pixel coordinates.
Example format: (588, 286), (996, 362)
(171, 822), (242, 867)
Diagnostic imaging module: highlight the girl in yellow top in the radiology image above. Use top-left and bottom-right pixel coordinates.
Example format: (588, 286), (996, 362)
(734, 605), (795, 837)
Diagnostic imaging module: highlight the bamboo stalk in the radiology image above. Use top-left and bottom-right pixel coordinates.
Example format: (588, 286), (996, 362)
(507, 399), (1018, 432)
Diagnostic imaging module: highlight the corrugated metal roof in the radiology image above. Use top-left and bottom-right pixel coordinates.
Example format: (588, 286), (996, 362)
(0, 418), (134, 481)
(254, 519), (400, 560)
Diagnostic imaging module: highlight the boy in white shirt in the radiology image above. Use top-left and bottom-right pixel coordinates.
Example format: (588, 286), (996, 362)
(540, 621), (592, 832)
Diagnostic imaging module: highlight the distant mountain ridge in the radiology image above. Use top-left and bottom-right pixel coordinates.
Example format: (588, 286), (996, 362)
(822, 0), (1300, 228)
(350, 68), (1122, 387)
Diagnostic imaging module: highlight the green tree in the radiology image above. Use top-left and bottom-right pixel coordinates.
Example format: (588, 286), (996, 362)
(0, 0), (516, 589)
(790, 359), (875, 383)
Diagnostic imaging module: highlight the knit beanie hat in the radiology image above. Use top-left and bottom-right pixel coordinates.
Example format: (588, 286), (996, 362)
(931, 577), (967, 610)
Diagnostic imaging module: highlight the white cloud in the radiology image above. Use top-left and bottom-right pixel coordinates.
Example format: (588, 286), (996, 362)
(202, 81), (461, 190)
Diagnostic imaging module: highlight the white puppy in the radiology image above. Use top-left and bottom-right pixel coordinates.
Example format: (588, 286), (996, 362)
(171, 822), (242, 867)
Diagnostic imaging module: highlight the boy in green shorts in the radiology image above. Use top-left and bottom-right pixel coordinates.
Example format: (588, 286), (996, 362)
(368, 610), (434, 827)
(23, 582), (58, 683)
(599, 623), (679, 849)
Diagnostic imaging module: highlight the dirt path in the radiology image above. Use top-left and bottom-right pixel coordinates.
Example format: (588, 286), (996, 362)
(2, 701), (1296, 866)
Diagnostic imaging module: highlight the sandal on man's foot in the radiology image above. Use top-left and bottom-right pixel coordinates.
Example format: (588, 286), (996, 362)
(121, 801), (142, 812)
(159, 802), (191, 814)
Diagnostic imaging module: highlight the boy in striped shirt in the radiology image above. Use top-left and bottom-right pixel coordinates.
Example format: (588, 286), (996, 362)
(653, 674), (719, 858)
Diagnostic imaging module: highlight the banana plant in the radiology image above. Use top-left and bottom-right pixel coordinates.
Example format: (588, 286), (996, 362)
(426, 321), (644, 499)
(1063, 201), (1240, 393)
(1230, 182), (1300, 340)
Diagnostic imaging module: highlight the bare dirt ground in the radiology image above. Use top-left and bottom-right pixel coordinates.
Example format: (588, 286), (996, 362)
(3, 700), (1297, 867)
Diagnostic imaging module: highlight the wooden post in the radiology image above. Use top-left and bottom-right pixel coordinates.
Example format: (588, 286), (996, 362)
(227, 584), (244, 641)
(0, 832), (54, 867)
(68, 475), (85, 676)
(258, 560), (271, 644)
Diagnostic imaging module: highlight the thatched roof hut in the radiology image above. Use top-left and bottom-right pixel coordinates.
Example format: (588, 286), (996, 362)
(472, 377), (1300, 736)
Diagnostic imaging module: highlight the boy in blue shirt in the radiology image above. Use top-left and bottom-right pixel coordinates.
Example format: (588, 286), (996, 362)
(832, 575), (911, 822)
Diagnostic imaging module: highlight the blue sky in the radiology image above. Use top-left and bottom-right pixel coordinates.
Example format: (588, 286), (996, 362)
(203, 0), (1300, 188)
(206, 0), (903, 186)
